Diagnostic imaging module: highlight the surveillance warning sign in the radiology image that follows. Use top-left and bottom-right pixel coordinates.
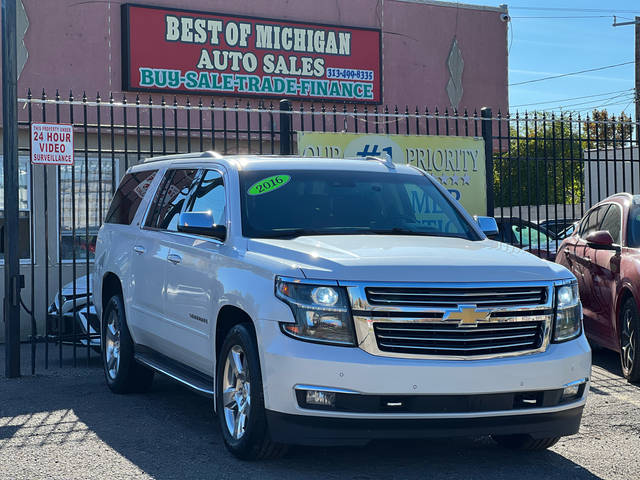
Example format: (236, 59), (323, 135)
(121, 4), (382, 103)
(31, 123), (74, 165)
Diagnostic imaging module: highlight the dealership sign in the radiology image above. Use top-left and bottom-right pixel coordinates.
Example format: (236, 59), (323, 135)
(31, 123), (74, 165)
(121, 4), (382, 103)
(297, 132), (487, 215)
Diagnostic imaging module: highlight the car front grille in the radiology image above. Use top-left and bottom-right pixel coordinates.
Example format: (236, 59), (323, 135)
(365, 286), (547, 309)
(372, 321), (544, 356)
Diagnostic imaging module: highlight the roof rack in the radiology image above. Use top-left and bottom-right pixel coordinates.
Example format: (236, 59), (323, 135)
(142, 151), (222, 163)
(364, 155), (395, 169)
(609, 192), (633, 200)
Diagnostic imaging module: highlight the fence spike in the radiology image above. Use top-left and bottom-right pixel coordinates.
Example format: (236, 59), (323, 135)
(161, 95), (166, 106)
(135, 94), (140, 104)
(109, 92), (113, 103)
(186, 97), (191, 107)
(96, 92), (101, 103)
(148, 95), (153, 106)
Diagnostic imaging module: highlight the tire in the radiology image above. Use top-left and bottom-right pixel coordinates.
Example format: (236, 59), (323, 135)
(492, 434), (560, 451)
(216, 323), (287, 460)
(102, 294), (154, 394)
(620, 297), (640, 383)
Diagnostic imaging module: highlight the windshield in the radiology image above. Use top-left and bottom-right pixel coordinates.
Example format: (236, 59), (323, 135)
(512, 223), (552, 246)
(239, 170), (479, 240)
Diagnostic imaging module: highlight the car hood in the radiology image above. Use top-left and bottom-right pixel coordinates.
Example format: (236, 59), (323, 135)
(247, 235), (573, 283)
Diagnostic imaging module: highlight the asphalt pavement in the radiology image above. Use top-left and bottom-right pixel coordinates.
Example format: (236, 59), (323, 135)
(0, 344), (639, 480)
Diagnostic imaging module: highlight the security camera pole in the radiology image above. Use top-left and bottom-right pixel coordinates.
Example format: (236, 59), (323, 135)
(2, 0), (21, 378)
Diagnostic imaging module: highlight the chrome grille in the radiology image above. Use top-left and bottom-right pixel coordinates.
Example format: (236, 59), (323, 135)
(365, 286), (546, 309)
(373, 321), (544, 356)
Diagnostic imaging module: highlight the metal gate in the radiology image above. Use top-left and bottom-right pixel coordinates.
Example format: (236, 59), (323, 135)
(2, 89), (639, 374)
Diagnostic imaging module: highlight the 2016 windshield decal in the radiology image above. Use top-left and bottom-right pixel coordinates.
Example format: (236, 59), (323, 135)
(248, 175), (291, 195)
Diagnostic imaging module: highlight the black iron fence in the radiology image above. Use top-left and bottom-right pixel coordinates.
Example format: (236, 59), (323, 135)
(2, 90), (638, 374)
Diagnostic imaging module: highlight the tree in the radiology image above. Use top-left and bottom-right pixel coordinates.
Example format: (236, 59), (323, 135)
(585, 109), (633, 146)
(493, 113), (583, 208)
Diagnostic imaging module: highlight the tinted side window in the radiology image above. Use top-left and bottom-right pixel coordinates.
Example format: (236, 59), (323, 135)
(581, 206), (607, 238)
(146, 169), (198, 231)
(600, 204), (622, 244)
(577, 211), (592, 237)
(185, 170), (226, 225)
(105, 170), (158, 225)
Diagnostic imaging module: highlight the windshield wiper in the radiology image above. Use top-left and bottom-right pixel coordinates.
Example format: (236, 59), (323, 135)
(370, 228), (468, 239)
(260, 228), (368, 239)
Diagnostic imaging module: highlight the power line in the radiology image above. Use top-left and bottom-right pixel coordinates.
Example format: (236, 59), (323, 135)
(509, 7), (640, 14)
(534, 95), (636, 115)
(577, 98), (637, 113)
(556, 92), (635, 110)
(510, 15), (612, 19)
(509, 61), (634, 86)
(510, 88), (634, 107)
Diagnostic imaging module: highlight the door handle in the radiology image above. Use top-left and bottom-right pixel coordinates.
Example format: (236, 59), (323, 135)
(133, 245), (146, 255)
(167, 253), (182, 265)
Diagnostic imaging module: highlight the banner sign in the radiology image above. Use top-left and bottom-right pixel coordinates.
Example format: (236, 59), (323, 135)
(121, 4), (382, 103)
(297, 132), (487, 215)
(31, 123), (74, 165)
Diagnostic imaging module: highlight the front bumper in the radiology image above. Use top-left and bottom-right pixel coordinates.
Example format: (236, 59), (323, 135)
(258, 319), (590, 442)
(266, 406), (584, 446)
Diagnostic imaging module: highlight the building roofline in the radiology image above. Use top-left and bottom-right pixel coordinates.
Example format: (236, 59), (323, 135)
(393, 0), (507, 14)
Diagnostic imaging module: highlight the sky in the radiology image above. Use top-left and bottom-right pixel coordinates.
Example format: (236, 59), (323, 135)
(460, 0), (638, 119)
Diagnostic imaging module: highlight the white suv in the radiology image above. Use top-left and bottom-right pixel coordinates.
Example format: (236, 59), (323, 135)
(94, 152), (591, 460)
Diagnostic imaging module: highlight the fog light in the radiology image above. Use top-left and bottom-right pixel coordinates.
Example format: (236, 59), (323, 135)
(561, 380), (585, 402)
(305, 390), (336, 408)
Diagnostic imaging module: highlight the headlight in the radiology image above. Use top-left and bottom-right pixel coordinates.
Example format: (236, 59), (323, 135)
(553, 282), (582, 342)
(275, 278), (355, 346)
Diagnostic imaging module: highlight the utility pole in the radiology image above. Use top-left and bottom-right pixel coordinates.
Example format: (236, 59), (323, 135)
(613, 16), (640, 136)
(2, 0), (21, 377)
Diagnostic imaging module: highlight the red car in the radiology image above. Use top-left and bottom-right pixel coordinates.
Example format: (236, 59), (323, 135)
(556, 193), (640, 382)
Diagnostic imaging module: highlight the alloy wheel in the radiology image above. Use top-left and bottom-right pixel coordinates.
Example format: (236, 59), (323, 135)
(222, 345), (251, 440)
(104, 309), (121, 380)
(621, 308), (637, 374)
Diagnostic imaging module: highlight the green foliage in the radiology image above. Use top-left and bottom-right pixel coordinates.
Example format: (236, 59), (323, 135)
(493, 117), (584, 207)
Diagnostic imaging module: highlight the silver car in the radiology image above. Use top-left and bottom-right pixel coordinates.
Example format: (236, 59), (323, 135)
(47, 275), (99, 348)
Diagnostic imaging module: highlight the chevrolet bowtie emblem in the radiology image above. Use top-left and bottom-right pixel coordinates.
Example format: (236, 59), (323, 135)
(443, 305), (490, 327)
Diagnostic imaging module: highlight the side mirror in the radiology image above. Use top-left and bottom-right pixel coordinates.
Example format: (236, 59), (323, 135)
(585, 230), (616, 250)
(177, 212), (226, 241)
(475, 216), (499, 237)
